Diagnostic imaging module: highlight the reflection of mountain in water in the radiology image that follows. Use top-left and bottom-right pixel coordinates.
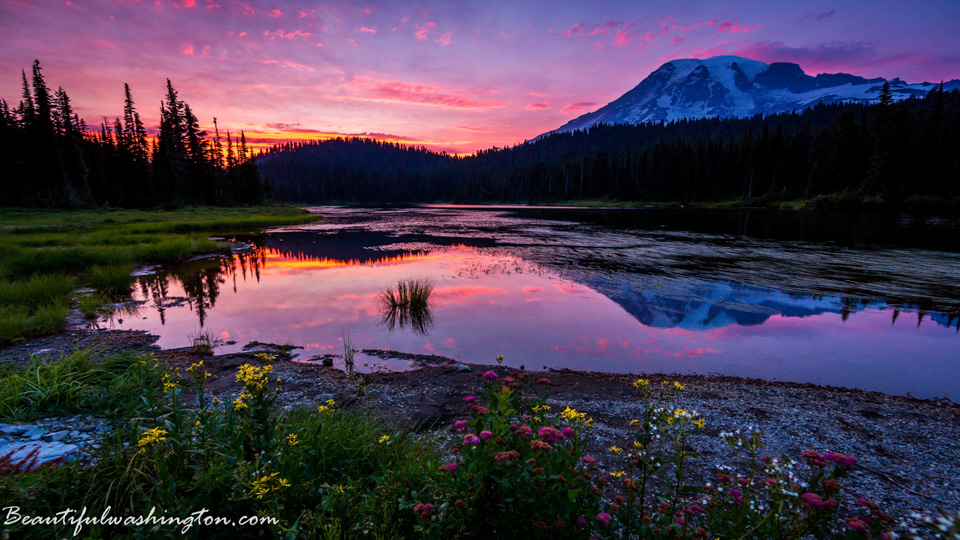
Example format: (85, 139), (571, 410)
(577, 271), (959, 331)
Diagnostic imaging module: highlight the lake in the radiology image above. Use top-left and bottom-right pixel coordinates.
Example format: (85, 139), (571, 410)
(103, 206), (960, 400)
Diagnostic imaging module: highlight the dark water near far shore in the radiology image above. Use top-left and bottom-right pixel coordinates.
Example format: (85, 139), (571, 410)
(104, 206), (960, 400)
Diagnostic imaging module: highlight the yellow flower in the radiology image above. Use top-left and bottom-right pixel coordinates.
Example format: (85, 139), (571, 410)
(673, 381), (684, 391)
(608, 445), (623, 454)
(633, 378), (650, 388)
(325, 398), (336, 407)
(317, 405), (331, 415)
(236, 364), (273, 392)
(673, 408), (689, 418)
(213, 397), (221, 405)
(277, 478), (290, 488)
(694, 418), (706, 429)
(633, 440), (643, 449)
(586, 418), (594, 427)
(378, 435), (391, 444)
(137, 427), (168, 448)
(233, 393), (249, 411)
(561, 407), (588, 424)
(195, 420), (201, 427)
(532, 404), (551, 413)
(629, 419), (640, 426)
(611, 471), (626, 478)
(286, 434), (300, 446)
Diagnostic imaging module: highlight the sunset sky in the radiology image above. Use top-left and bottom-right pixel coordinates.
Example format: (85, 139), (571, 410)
(2, 0), (958, 154)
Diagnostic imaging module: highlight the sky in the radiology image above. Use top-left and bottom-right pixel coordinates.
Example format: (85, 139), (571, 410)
(1, 0), (958, 154)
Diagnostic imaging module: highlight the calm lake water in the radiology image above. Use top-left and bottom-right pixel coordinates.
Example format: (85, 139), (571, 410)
(104, 206), (960, 400)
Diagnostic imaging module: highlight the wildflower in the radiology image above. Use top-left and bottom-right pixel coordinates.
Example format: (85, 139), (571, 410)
(823, 452), (858, 468)
(633, 378), (650, 388)
(609, 445), (623, 454)
(561, 406), (587, 423)
(536, 378), (551, 385)
(858, 497), (880, 510)
(325, 398), (335, 407)
(378, 435), (391, 444)
(482, 371), (498, 381)
(233, 394), (249, 411)
(464, 396), (477, 403)
(213, 397), (221, 405)
(633, 440), (643, 450)
(583, 456), (596, 464)
(611, 471), (626, 478)
(530, 439), (553, 452)
(823, 498), (838, 512)
(494, 450), (520, 463)
(277, 478), (290, 488)
(413, 503), (434, 521)
(286, 434), (300, 446)
(694, 418), (706, 429)
(577, 516), (588, 527)
(316, 404), (331, 414)
(538, 426), (564, 443)
(532, 404), (551, 413)
(822, 478), (841, 492)
(845, 518), (870, 533)
(137, 427), (168, 449)
(561, 426), (574, 438)
(629, 419), (640, 425)
(236, 364), (273, 392)
(463, 434), (481, 445)
(480, 430), (493, 440)
(470, 405), (489, 416)
(438, 462), (459, 472)
(673, 381), (684, 390)
(454, 420), (468, 431)
(800, 493), (824, 508)
(596, 513), (611, 526)
(515, 424), (533, 438)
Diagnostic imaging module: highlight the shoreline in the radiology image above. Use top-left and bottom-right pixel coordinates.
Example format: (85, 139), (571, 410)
(2, 326), (958, 524)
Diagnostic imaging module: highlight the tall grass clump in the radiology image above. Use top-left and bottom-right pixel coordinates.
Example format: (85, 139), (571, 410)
(0, 302), (68, 346)
(0, 349), (164, 420)
(189, 328), (223, 355)
(85, 264), (134, 296)
(379, 278), (434, 335)
(0, 275), (76, 309)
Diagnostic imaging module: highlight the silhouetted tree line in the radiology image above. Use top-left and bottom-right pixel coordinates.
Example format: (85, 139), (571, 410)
(0, 60), (269, 208)
(258, 84), (960, 207)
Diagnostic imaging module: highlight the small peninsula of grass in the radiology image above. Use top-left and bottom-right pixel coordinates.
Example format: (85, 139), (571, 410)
(0, 205), (320, 345)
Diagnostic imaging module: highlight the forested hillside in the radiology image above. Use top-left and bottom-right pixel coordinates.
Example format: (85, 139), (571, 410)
(258, 84), (960, 207)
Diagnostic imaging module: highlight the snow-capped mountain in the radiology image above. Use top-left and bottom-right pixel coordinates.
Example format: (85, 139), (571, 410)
(547, 56), (959, 135)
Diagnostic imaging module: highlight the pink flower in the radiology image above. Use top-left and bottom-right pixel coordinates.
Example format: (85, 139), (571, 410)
(583, 456), (596, 463)
(480, 430), (493, 440)
(595, 513), (611, 526)
(537, 426), (565, 443)
(577, 516), (588, 527)
(503, 377), (515, 385)
(729, 488), (742, 497)
(845, 518), (869, 533)
(470, 405), (488, 416)
(561, 427), (574, 438)
(482, 371), (498, 381)
(438, 462), (458, 472)
(464, 396), (477, 403)
(515, 424), (533, 438)
(823, 452), (858, 468)
(530, 439), (553, 452)
(463, 434), (481, 445)
(800, 493), (824, 508)
(676, 517), (685, 525)
(454, 420), (467, 431)
(494, 450), (520, 463)
(858, 497), (879, 510)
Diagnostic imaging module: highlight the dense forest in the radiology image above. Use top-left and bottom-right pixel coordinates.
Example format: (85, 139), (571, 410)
(0, 60), (268, 208)
(259, 84), (960, 207)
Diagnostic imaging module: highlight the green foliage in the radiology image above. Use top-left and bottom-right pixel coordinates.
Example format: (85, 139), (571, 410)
(0, 349), (164, 420)
(0, 206), (320, 343)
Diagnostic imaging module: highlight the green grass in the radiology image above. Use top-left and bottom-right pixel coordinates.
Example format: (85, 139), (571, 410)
(0, 348), (163, 420)
(0, 205), (320, 344)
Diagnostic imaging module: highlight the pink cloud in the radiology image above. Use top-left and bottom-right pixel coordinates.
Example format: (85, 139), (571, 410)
(180, 43), (194, 55)
(559, 102), (596, 115)
(435, 31), (452, 46)
(525, 102), (553, 111)
(357, 26), (377, 34)
(353, 78), (509, 109)
(265, 8), (281, 18)
(415, 21), (436, 41)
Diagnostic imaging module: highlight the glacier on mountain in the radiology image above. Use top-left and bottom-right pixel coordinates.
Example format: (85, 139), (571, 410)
(547, 55), (959, 136)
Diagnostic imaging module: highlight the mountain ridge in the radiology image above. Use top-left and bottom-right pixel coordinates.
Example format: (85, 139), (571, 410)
(545, 55), (960, 136)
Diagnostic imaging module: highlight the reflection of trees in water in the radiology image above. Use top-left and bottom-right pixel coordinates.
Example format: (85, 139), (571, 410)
(135, 248), (268, 327)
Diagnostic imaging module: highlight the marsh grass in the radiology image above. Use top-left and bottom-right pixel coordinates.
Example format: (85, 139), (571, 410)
(0, 205), (320, 343)
(76, 292), (110, 319)
(0, 349), (162, 420)
(379, 278), (434, 335)
(85, 264), (134, 296)
(189, 328), (224, 355)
